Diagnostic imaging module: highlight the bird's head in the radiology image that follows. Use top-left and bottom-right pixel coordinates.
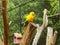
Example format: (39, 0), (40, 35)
(29, 11), (35, 16)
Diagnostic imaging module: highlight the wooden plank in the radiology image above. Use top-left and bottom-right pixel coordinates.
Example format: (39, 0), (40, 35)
(2, 0), (9, 45)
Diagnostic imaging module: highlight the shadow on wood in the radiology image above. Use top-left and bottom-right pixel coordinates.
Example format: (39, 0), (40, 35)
(20, 23), (37, 45)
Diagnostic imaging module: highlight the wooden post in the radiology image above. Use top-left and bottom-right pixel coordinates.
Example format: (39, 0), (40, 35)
(46, 27), (53, 45)
(2, 0), (9, 45)
(46, 27), (58, 45)
(20, 23), (36, 45)
(52, 31), (58, 45)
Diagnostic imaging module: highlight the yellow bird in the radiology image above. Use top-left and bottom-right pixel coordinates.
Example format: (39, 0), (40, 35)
(26, 11), (35, 22)
(24, 11), (35, 32)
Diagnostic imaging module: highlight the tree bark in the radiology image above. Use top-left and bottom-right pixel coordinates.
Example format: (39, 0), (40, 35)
(46, 27), (53, 45)
(46, 27), (58, 45)
(2, 0), (9, 45)
(20, 23), (36, 45)
(51, 31), (58, 45)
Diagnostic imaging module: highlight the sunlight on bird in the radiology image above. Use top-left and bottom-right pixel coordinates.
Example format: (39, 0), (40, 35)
(24, 11), (35, 32)
(26, 11), (35, 22)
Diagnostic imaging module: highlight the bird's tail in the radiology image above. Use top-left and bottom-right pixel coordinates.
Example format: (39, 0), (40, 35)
(24, 21), (29, 27)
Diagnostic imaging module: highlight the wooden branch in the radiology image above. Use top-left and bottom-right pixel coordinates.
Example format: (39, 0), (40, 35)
(32, 9), (48, 45)
(2, 0), (9, 45)
(42, 9), (48, 27)
(9, 21), (12, 26)
(32, 24), (43, 45)
(48, 13), (60, 18)
(46, 27), (53, 45)
(20, 23), (36, 45)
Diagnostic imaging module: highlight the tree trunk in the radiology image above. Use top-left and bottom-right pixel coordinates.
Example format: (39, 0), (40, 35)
(20, 23), (36, 45)
(46, 27), (58, 45)
(2, 0), (9, 45)
(52, 31), (58, 45)
(46, 27), (53, 45)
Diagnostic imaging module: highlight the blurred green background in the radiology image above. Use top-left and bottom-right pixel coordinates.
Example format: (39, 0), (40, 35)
(0, 0), (60, 45)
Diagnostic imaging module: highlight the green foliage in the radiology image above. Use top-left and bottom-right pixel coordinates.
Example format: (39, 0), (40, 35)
(0, 0), (60, 45)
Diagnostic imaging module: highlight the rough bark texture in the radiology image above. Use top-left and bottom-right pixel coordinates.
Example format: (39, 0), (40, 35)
(20, 23), (36, 45)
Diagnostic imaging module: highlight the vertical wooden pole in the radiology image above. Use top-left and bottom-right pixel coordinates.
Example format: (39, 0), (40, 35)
(46, 27), (53, 45)
(46, 27), (58, 45)
(52, 31), (58, 45)
(2, 0), (9, 45)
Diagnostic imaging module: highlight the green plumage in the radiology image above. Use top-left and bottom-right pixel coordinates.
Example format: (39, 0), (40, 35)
(23, 21), (29, 27)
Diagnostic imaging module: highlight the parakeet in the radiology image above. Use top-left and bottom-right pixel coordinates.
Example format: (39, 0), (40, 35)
(24, 11), (35, 32)
(26, 11), (35, 22)
(24, 11), (35, 26)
